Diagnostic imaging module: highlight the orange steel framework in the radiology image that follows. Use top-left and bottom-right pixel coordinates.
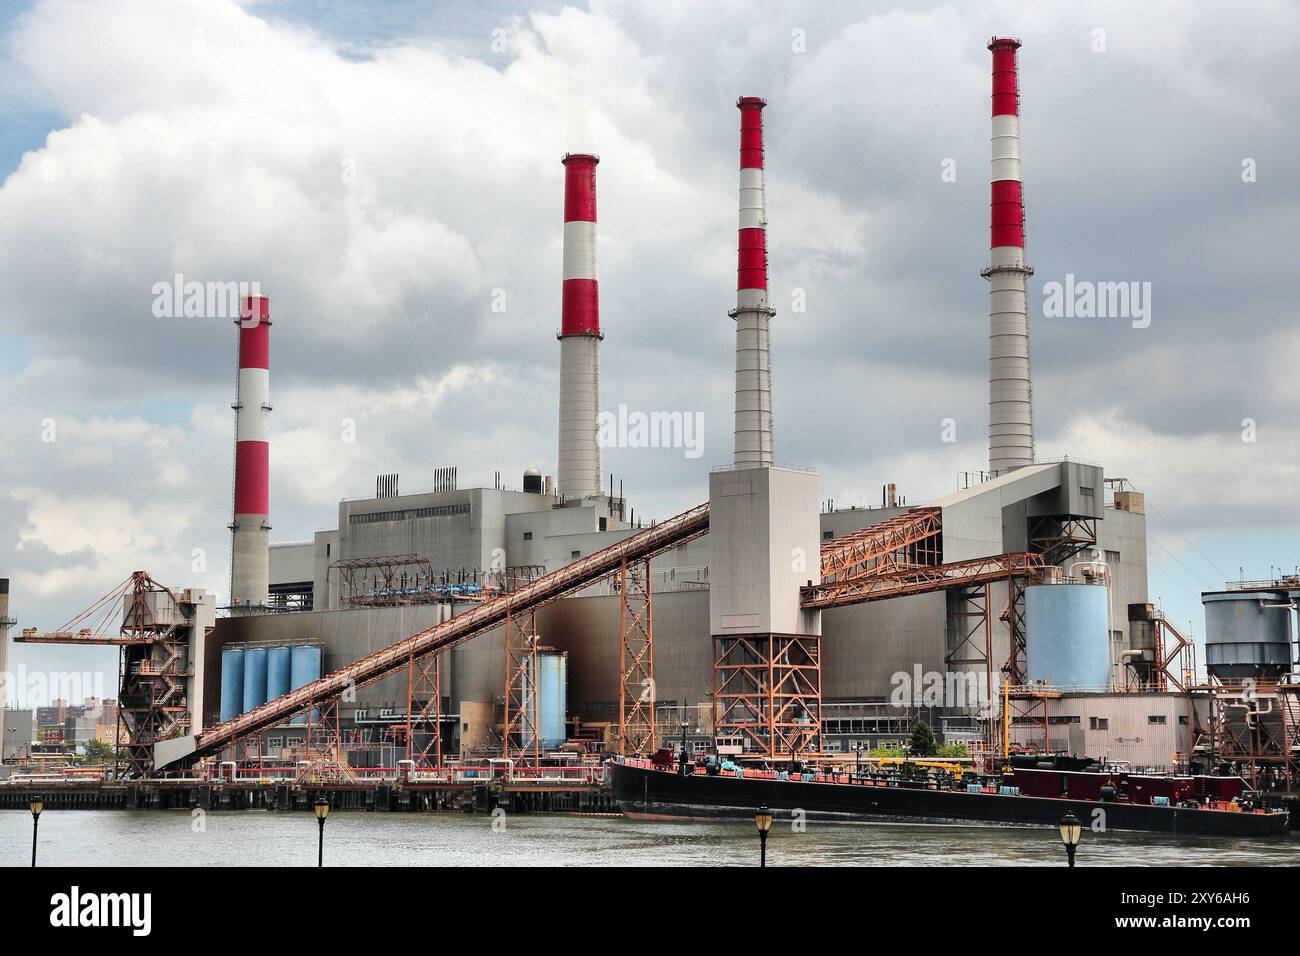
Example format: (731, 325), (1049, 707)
(819, 506), (941, 583)
(617, 557), (655, 755)
(1152, 612), (1197, 693)
(405, 647), (443, 768)
(15, 571), (196, 779)
(713, 633), (821, 760)
(1191, 680), (1300, 791)
(1000, 573), (1030, 683)
(295, 696), (358, 783)
(801, 552), (1045, 610)
(501, 608), (541, 766)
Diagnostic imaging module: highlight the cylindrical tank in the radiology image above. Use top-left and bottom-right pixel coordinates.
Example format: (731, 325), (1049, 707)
(242, 645), (269, 711)
(538, 651), (567, 748)
(266, 645), (291, 701)
(290, 644), (323, 725)
(522, 651), (568, 749)
(1025, 582), (1111, 689)
(219, 646), (245, 722)
(1127, 603), (1156, 656)
(1202, 591), (1293, 681)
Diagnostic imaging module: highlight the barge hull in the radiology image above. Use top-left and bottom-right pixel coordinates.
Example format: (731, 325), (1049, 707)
(611, 763), (1287, 837)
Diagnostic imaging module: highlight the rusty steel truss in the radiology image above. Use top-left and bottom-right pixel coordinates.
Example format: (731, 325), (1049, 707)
(819, 506), (941, 583)
(617, 557), (655, 755)
(713, 633), (821, 760)
(1152, 612), (1197, 693)
(1192, 681), (1300, 791)
(801, 552), (1045, 610)
(405, 646), (443, 768)
(501, 608), (541, 766)
(15, 571), (198, 779)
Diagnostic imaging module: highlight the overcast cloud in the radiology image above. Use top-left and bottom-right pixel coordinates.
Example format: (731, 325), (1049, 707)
(1, 0), (1297, 704)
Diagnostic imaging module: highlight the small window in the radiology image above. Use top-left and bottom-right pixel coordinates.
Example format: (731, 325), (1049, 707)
(523, 531), (533, 541)
(1178, 715), (1189, 725)
(1147, 715), (1167, 725)
(1089, 717), (1109, 731)
(599, 517), (607, 531)
(1105, 550), (1120, 563)
(822, 530), (833, 540)
(571, 550), (581, 558)
(1080, 485), (1095, 497)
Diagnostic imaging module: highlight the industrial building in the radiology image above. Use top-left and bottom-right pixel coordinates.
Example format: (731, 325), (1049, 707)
(7, 37), (1292, 790)
(190, 41), (1171, 772)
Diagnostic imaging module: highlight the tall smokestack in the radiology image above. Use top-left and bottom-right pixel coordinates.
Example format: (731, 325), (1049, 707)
(732, 96), (774, 468)
(985, 38), (1034, 474)
(230, 293), (271, 609)
(0, 578), (11, 708)
(557, 153), (603, 501)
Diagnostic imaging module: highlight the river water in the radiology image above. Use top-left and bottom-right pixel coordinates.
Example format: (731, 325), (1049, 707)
(2, 811), (1295, 866)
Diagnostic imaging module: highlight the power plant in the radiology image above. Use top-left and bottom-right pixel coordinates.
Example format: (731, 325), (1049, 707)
(3, 37), (1297, 822)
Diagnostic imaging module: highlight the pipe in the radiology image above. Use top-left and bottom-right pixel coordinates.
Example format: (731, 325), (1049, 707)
(230, 294), (271, 609)
(731, 96), (775, 468)
(984, 38), (1034, 474)
(556, 153), (603, 501)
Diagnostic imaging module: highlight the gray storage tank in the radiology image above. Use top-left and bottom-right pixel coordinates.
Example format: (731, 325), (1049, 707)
(1202, 590), (1293, 681)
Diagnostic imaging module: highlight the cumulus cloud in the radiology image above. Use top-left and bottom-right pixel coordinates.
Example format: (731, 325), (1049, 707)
(0, 0), (1296, 701)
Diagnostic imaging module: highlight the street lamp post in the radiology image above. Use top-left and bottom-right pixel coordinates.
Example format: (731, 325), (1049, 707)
(30, 793), (44, 867)
(679, 720), (689, 776)
(1058, 812), (1082, 867)
(314, 796), (331, 867)
(755, 805), (773, 867)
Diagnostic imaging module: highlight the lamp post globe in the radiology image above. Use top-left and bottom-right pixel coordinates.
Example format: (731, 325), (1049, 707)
(1058, 812), (1083, 868)
(314, 796), (331, 867)
(755, 806), (773, 867)
(29, 793), (44, 868)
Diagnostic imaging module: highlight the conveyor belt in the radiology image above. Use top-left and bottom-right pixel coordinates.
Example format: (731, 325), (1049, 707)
(187, 502), (710, 761)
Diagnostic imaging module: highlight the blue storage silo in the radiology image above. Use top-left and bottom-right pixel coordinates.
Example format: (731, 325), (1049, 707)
(242, 645), (269, 711)
(290, 644), (323, 725)
(1025, 583), (1111, 689)
(1202, 591), (1293, 680)
(219, 646), (244, 722)
(522, 651), (568, 749)
(266, 645), (292, 702)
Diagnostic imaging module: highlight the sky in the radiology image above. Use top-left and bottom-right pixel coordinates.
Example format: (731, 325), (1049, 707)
(1, 0), (1297, 708)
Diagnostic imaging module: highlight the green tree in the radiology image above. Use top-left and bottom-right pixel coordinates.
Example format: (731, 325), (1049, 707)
(937, 742), (969, 758)
(82, 739), (116, 764)
(906, 721), (938, 757)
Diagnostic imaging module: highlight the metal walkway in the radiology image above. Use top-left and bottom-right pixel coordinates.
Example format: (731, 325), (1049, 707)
(185, 502), (710, 762)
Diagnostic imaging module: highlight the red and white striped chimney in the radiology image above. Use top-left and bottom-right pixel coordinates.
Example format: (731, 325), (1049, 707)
(985, 38), (1034, 474)
(732, 96), (774, 468)
(557, 153), (603, 501)
(230, 293), (271, 609)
